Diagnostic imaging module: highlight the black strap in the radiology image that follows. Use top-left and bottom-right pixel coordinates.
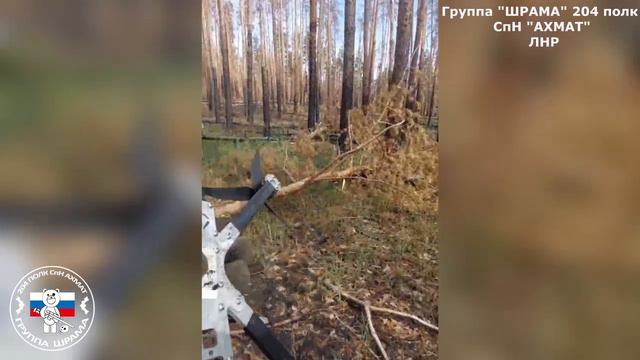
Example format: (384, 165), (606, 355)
(244, 313), (295, 360)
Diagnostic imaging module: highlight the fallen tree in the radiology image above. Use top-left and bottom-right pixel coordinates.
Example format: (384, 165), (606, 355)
(208, 89), (437, 217)
(214, 166), (367, 217)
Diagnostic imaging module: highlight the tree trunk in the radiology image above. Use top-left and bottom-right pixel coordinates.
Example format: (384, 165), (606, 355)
(324, 0), (334, 108)
(362, 0), (372, 108)
(307, 0), (319, 130)
(202, 0), (213, 112)
(279, 0), (287, 112)
(387, 0), (396, 81)
(426, 63), (437, 123)
(407, 0), (426, 110)
(318, 0), (325, 106)
(271, 0), (284, 117)
(367, 0), (379, 103)
(245, 0), (254, 124)
(292, 0), (298, 113)
(389, 0), (413, 87)
(339, 0), (356, 152)
(261, 66), (272, 137)
(211, 67), (222, 123)
(216, 0), (234, 127)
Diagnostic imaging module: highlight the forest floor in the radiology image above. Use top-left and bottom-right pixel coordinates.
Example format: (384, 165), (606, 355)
(203, 139), (439, 359)
(201, 104), (438, 141)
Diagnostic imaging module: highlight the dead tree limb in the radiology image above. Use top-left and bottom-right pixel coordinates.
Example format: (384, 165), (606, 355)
(364, 302), (389, 360)
(212, 167), (367, 217)
(323, 279), (439, 332)
(303, 119), (406, 187)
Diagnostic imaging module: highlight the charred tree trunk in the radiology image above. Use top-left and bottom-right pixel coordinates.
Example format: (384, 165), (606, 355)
(211, 67), (222, 123)
(216, 0), (234, 128)
(389, 0), (413, 87)
(245, 0), (255, 124)
(261, 66), (272, 137)
(339, 0), (356, 152)
(307, 0), (319, 130)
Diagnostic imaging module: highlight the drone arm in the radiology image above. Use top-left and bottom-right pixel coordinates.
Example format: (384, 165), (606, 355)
(243, 313), (295, 360)
(231, 175), (280, 232)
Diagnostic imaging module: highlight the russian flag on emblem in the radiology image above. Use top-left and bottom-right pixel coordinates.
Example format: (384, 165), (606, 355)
(29, 292), (75, 317)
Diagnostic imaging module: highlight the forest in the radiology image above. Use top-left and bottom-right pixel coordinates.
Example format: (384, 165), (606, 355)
(202, 0), (438, 142)
(202, 0), (439, 358)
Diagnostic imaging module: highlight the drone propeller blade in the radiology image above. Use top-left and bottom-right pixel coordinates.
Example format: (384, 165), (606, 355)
(202, 187), (255, 201)
(250, 150), (263, 189)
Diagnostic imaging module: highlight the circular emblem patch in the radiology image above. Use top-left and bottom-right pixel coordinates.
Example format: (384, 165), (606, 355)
(9, 266), (95, 351)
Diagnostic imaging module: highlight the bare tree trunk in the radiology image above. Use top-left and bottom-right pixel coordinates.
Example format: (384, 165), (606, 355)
(211, 67), (222, 123)
(367, 0), (379, 102)
(387, 0), (397, 81)
(202, 0), (213, 112)
(224, 2), (240, 102)
(389, 0), (413, 87)
(318, 0), (325, 106)
(416, 49), (426, 113)
(362, 0), (371, 108)
(324, 0), (334, 108)
(245, 0), (254, 124)
(308, 0), (319, 130)
(216, 0), (234, 127)
(407, 0), (426, 110)
(301, 0), (307, 108)
(426, 63), (437, 125)
(258, 2), (269, 89)
(271, 0), (284, 117)
(339, 0), (356, 152)
(417, 4), (431, 114)
(279, 0), (287, 112)
(293, 0), (299, 114)
(206, 65), (213, 112)
(283, 0), (290, 107)
(261, 66), (272, 137)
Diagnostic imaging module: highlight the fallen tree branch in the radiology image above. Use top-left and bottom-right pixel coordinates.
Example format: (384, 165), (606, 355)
(365, 302), (389, 360)
(303, 119), (406, 188)
(307, 123), (327, 140)
(323, 279), (439, 332)
(329, 309), (381, 359)
(213, 167), (367, 217)
(368, 304), (439, 332)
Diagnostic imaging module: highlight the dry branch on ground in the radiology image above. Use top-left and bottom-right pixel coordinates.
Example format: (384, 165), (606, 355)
(323, 279), (438, 359)
(214, 167), (367, 217)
